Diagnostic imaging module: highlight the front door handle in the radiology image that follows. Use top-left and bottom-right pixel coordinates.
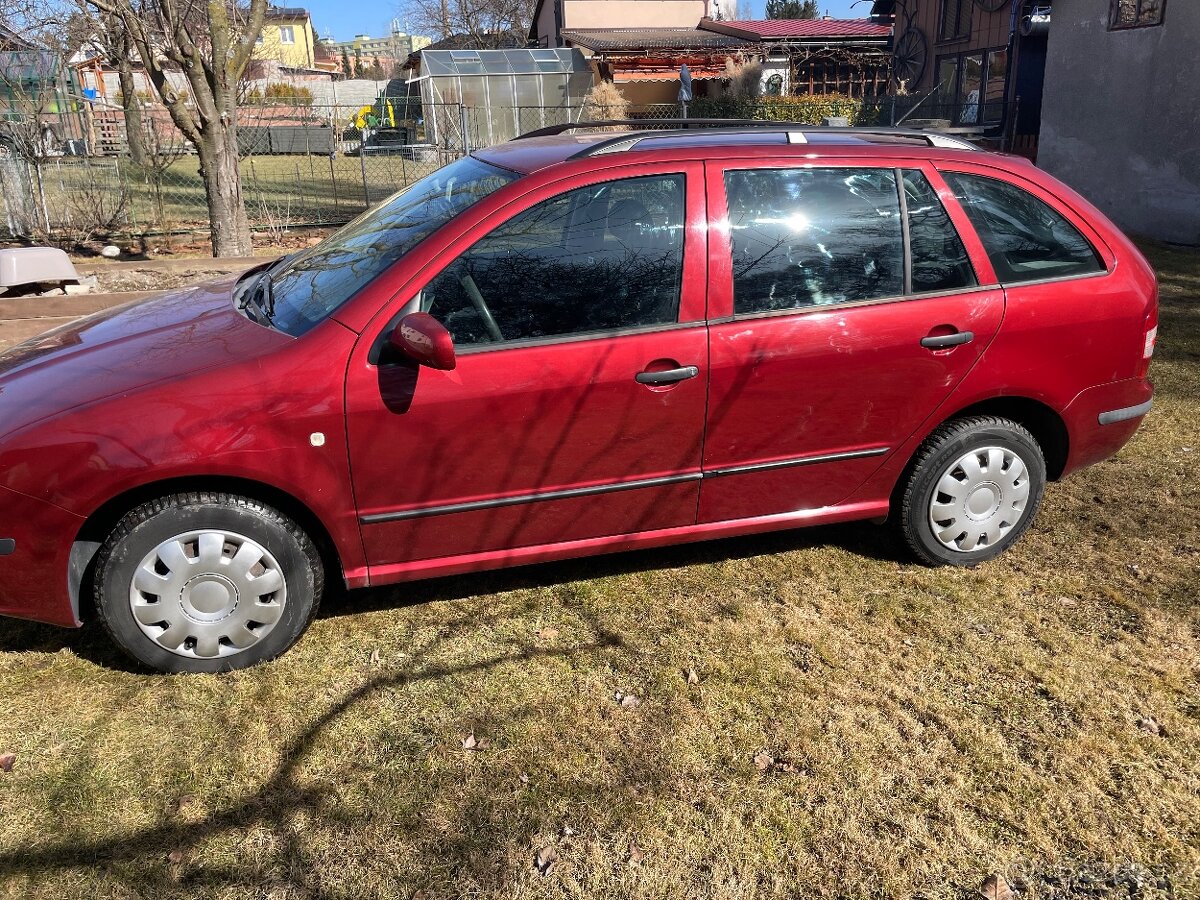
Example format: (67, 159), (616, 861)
(920, 331), (974, 349)
(635, 365), (699, 385)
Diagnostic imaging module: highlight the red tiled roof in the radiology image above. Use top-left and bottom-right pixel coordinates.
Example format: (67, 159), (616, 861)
(706, 18), (892, 39)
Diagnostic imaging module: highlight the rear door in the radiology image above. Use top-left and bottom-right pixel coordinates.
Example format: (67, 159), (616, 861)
(700, 157), (1005, 523)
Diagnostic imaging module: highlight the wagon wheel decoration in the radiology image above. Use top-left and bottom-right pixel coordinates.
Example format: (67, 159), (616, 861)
(974, 0), (1010, 10)
(892, 26), (929, 90)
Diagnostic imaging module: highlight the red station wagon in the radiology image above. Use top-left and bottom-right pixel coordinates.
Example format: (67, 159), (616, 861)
(0, 123), (1157, 672)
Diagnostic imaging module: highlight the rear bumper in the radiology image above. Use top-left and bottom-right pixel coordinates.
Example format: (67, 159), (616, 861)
(1098, 398), (1153, 426)
(1061, 377), (1154, 477)
(0, 484), (83, 628)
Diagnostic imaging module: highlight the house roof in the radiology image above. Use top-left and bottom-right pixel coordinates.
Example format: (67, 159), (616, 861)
(560, 28), (748, 52)
(401, 32), (527, 70)
(699, 18), (892, 40)
(0, 22), (38, 51)
(264, 7), (310, 19)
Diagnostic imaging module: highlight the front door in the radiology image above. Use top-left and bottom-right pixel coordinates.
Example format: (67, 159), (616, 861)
(700, 159), (1005, 522)
(344, 163), (709, 575)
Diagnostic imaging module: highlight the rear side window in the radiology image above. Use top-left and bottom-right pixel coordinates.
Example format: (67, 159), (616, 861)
(942, 171), (1104, 283)
(903, 171), (977, 293)
(724, 167), (904, 313)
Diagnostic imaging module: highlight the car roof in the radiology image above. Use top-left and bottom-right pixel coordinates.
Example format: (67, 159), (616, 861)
(473, 124), (1022, 176)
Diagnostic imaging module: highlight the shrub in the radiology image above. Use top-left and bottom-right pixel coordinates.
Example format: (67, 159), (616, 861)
(689, 93), (871, 125)
(244, 83), (315, 107)
(582, 81), (629, 128)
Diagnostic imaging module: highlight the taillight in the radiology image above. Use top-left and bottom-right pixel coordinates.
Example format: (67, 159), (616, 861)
(1143, 325), (1158, 360)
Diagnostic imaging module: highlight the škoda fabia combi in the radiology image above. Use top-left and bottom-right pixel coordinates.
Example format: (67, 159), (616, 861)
(0, 123), (1157, 671)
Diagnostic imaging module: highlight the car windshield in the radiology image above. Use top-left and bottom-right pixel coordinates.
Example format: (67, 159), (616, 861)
(257, 156), (518, 335)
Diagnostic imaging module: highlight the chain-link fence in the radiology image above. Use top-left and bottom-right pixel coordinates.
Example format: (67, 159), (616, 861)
(0, 96), (1019, 244)
(0, 101), (592, 243)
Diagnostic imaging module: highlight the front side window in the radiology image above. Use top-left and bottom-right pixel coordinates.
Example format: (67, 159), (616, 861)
(259, 155), (518, 335)
(279, 25), (296, 44)
(903, 171), (977, 293)
(725, 167), (904, 314)
(943, 171), (1104, 283)
(419, 174), (686, 347)
(1110, 0), (1166, 29)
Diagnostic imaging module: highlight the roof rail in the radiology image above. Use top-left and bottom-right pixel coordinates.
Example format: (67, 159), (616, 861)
(515, 119), (981, 154)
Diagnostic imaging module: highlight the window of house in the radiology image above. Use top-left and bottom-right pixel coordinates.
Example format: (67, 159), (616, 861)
(419, 174), (686, 347)
(936, 48), (1007, 125)
(983, 49), (1008, 123)
(938, 0), (972, 41)
(942, 172), (1105, 283)
(1109, 0), (1166, 29)
(724, 167), (904, 314)
(902, 171), (977, 293)
(957, 54), (983, 124)
(279, 25), (296, 44)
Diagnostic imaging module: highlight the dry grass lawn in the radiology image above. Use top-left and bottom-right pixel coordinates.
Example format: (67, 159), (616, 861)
(0, 241), (1197, 899)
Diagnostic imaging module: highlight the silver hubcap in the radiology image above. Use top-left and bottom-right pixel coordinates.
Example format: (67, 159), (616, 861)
(129, 530), (287, 659)
(930, 446), (1031, 553)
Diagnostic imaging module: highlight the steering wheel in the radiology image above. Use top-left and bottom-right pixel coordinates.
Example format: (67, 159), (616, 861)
(458, 273), (504, 343)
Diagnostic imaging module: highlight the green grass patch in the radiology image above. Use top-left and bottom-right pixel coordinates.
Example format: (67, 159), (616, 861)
(35, 153), (438, 234)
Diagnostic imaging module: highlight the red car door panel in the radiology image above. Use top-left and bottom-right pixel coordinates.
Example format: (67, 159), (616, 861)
(347, 328), (708, 566)
(699, 158), (1004, 523)
(701, 293), (1003, 521)
(344, 162), (709, 569)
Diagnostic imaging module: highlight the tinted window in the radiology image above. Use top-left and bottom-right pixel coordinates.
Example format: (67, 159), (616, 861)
(903, 171), (977, 293)
(725, 167), (904, 314)
(943, 171), (1104, 283)
(261, 156), (517, 336)
(420, 174), (685, 346)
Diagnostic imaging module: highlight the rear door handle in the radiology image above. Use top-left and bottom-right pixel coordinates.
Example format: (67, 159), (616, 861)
(920, 331), (974, 349)
(635, 365), (699, 385)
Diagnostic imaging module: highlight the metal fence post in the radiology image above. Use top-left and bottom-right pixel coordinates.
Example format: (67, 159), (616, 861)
(459, 104), (470, 155)
(359, 142), (369, 207)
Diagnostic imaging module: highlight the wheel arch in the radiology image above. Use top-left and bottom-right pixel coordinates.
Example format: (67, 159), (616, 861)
(70, 475), (344, 621)
(940, 396), (1070, 481)
(886, 394), (1070, 520)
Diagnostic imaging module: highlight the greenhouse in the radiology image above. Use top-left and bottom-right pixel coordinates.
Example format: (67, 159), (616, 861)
(410, 48), (593, 150)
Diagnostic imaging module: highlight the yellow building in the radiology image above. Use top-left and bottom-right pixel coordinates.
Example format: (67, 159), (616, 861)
(254, 7), (317, 70)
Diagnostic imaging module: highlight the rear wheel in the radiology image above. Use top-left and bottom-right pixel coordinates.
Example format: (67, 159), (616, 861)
(94, 493), (323, 673)
(899, 416), (1046, 566)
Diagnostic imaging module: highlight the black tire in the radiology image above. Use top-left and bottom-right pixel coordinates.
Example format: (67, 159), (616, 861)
(93, 492), (323, 673)
(898, 416), (1046, 567)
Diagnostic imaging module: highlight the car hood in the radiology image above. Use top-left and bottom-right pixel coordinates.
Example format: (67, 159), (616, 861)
(0, 275), (291, 441)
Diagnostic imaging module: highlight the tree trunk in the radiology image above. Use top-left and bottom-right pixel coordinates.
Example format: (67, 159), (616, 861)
(116, 59), (147, 167)
(196, 125), (252, 257)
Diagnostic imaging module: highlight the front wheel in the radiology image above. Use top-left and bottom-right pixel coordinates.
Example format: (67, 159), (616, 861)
(93, 493), (323, 673)
(899, 416), (1046, 566)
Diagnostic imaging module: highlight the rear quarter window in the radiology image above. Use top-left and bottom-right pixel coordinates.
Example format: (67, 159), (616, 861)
(942, 171), (1105, 284)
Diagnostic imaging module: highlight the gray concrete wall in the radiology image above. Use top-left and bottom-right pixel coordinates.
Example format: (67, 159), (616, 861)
(1038, 0), (1200, 244)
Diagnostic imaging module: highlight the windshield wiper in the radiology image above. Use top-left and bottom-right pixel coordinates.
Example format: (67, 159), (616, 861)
(236, 270), (275, 326)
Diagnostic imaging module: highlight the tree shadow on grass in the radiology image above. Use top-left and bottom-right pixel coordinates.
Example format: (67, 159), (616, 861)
(0, 591), (683, 898)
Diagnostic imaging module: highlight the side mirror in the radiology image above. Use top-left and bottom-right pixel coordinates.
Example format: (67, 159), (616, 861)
(389, 312), (456, 371)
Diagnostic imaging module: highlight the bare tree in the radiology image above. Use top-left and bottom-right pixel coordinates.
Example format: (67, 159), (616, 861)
(75, 0), (269, 256)
(402, 0), (535, 46)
